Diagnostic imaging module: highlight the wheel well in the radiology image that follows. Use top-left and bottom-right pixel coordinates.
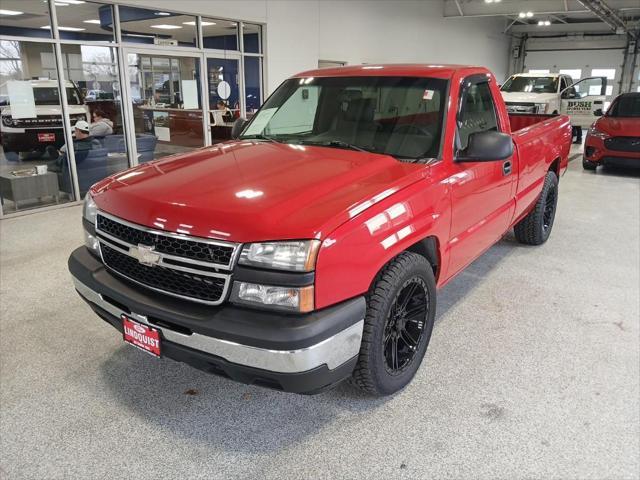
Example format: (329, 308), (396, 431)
(406, 236), (440, 280)
(549, 158), (560, 177)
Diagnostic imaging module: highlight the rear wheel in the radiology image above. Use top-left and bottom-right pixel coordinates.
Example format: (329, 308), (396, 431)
(352, 252), (436, 396)
(582, 158), (597, 171)
(514, 171), (559, 245)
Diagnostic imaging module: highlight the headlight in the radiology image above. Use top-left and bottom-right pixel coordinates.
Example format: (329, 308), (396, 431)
(238, 240), (320, 272)
(588, 126), (609, 140)
(82, 194), (100, 254)
(535, 103), (548, 114)
(83, 193), (97, 224)
(231, 282), (314, 313)
(1, 116), (12, 126)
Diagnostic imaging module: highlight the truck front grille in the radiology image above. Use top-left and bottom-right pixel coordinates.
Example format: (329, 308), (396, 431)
(604, 136), (640, 153)
(101, 245), (227, 303)
(97, 214), (234, 267)
(95, 212), (238, 305)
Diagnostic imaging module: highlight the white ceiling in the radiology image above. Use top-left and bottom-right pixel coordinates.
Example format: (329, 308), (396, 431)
(443, 0), (640, 34)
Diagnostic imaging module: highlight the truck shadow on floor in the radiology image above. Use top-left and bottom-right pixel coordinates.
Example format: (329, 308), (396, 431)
(99, 234), (518, 453)
(595, 165), (640, 178)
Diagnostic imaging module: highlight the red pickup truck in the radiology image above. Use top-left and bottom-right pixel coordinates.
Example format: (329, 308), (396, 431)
(69, 65), (572, 396)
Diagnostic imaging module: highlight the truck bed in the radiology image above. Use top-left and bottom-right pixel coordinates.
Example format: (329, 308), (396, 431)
(509, 113), (563, 133)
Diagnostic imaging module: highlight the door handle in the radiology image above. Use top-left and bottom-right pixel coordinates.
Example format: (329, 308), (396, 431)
(502, 160), (512, 176)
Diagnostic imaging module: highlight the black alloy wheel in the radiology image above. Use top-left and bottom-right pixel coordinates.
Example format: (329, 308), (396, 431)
(383, 277), (429, 374)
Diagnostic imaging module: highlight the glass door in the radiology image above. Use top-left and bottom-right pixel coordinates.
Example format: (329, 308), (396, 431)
(206, 55), (242, 144)
(124, 49), (204, 162)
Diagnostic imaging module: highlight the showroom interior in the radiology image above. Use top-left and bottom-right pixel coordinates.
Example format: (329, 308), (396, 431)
(0, 0), (638, 478)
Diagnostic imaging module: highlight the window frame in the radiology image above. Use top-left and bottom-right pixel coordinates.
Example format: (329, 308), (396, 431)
(455, 73), (502, 157)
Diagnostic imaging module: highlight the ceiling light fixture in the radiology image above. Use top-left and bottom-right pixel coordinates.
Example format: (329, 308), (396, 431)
(83, 19), (101, 24)
(154, 12), (171, 16)
(0, 9), (23, 15)
(150, 24), (182, 30)
(182, 21), (216, 26)
(41, 25), (85, 31)
(526, 11), (534, 17)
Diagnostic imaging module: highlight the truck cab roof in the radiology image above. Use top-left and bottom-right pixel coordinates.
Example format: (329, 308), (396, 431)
(296, 64), (489, 80)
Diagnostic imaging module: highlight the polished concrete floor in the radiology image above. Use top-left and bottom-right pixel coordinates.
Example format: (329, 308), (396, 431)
(1, 153), (639, 479)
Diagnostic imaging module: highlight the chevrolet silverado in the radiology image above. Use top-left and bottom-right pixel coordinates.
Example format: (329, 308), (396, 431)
(69, 64), (572, 396)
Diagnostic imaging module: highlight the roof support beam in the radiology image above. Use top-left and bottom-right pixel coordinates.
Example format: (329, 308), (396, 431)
(577, 0), (638, 38)
(453, 0), (464, 17)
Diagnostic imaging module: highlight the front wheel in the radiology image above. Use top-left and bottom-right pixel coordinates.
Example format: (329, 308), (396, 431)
(514, 171), (559, 245)
(352, 252), (436, 396)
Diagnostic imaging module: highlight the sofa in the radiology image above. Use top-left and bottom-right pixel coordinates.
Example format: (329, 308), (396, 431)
(99, 134), (157, 163)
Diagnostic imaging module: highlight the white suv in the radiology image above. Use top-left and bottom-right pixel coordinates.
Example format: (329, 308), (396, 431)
(0, 80), (90, 158)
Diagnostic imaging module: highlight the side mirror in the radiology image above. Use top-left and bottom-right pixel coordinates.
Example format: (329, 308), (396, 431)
(594, 108), (603, 117)
(457, 130), (513, 162)
(562, 90), (577, 100)
(231, 117), (248, 139)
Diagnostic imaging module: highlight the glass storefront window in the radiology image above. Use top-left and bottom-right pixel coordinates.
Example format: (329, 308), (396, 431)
(59, 44), (129, 197)
(0, 2), (52, 39)
(242, 24), (262, 54)
(1, 6), (265, 216)
(202, 19), (239, 51)
(127, 52), (203, 160)
(54, 1), (114, 43)
(0, 40), (76, 213)
(244, 56), (262, 116)
(119, 7), (197, 48)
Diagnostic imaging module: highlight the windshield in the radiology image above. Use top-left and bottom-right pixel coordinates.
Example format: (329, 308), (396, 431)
(608, 95), (640, 118)
(240, 76), (449, 160)
(33, 87), (82, 106)
(0, 85), (82, 107)
(501, 76), (558, 94)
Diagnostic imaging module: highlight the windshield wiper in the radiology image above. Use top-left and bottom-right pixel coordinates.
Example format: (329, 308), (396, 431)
(240, 133), (280, 143)
(293, 140), (375, 153)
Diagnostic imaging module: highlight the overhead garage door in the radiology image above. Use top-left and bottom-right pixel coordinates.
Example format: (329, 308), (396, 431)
(524, 47), (626, 110)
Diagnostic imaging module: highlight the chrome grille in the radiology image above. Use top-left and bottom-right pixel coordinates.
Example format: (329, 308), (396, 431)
(95, 212), (239, 305)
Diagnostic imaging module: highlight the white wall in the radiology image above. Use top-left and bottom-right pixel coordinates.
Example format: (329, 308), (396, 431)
(111, 0), (509, 91)
(317, 1), (509, 82)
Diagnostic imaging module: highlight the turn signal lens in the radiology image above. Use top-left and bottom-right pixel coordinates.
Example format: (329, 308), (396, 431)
(232, 282), (314, 312)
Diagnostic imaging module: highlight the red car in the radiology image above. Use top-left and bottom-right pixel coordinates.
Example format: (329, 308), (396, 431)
(69, 65), (571, 396)
(583, 92), (640, 170)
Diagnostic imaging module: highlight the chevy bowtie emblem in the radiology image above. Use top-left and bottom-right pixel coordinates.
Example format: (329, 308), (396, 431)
(129, 244), (161, 266)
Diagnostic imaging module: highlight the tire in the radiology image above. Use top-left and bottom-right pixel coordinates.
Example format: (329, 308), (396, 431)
(514, 171), (559, 245)
(352, 252), (436, 396)
(582, 158), (597, 171)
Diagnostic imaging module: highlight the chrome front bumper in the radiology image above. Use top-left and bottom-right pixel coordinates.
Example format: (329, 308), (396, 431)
(72, 276), (364, 374)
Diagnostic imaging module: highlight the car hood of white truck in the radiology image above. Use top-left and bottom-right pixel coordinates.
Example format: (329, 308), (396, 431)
(501, 91), (558, 104)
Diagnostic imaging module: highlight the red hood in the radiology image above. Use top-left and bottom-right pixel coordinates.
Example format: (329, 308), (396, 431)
(594, 116), (640, 137)
(92, 141), (426, 243)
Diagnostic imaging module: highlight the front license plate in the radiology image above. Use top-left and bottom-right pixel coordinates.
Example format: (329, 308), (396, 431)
(122, 315), (161, 357)
(37, 133), (55, 142)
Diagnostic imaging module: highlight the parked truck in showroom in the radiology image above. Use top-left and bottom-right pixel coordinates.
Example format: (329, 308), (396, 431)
(0, 79), (89, 160)
(69, 64), (572, 396)
(500, 72), (607, 128)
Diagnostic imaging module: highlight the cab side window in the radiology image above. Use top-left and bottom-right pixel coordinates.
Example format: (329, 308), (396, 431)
(458, 81), (498, 151)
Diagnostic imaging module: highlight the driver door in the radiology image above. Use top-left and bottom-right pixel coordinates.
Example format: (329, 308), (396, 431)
(447, 75), (515, 278)
(560, 77), (607, 128)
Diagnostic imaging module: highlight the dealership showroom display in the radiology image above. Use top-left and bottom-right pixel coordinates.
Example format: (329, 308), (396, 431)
(1, 1), (639, 479)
